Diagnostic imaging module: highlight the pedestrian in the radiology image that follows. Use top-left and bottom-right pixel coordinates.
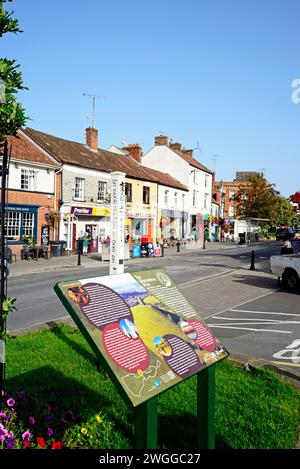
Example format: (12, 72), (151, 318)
(82, 232), (89, 255)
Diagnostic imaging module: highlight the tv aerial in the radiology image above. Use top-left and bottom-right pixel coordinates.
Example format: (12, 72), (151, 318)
(82, 93), (105, 128)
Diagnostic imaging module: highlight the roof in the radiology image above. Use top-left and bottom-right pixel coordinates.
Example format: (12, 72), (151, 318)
(170, 148), (213, 174)
(23, 128), (188, 191)
(0, 131), (60, 167)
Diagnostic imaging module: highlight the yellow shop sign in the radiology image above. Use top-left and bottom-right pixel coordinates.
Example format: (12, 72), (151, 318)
(92, 207), (110, 216)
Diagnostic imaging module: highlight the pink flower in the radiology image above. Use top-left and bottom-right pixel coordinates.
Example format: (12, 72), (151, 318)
(47, 427), (53, 437)
(0, 424), (8, 442)
(7, 398), (15, 407)
(22, 431), (31, 442)
(0, 412), (7, 418)
(28, 416), (35, 425)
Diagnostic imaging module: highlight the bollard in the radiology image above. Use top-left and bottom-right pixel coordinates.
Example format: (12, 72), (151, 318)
(77, 238), (83, 266)
(176, 241), (180, 253)
(203, 241), (206, 250)
(250, 250), (255, 270)
(161, 243), (164, 257)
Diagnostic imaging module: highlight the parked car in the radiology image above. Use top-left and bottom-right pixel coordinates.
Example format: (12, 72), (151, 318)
(270, 253), (300, 292)
(275, 227), (294, 241)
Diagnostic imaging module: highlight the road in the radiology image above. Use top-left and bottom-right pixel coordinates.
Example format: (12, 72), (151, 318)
(6, 242), (300, 374)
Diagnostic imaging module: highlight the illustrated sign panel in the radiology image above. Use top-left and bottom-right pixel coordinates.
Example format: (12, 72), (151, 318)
(54, 269), (228, 407)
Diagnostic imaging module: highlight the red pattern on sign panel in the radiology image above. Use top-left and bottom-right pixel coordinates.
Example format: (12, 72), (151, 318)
(102, 323), (149, 372)
(188, 320), (217, 352)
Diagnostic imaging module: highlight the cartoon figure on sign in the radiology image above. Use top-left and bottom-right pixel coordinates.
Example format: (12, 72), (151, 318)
(120, 319), (139, 339)
(153, 336), (172, 357)
(67, 286), (90, 305)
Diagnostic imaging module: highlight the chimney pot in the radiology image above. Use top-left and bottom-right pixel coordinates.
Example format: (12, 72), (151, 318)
(154, 135), (169, 146)
(86, 127), (98, 151)
(169, 142), (182, 152)
(123, 143), (143, 163)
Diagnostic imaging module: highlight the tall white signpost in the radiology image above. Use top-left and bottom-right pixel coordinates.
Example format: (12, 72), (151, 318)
(110, 171), (126, 275)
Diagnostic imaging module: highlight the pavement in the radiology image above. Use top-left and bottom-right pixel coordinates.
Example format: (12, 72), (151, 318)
(8, 239), (280, 278)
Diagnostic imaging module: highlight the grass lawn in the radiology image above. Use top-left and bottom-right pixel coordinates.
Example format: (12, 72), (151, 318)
(5, 324), (300, 449)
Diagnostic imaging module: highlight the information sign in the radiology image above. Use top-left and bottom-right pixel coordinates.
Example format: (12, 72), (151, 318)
(54, 269), (228, 407)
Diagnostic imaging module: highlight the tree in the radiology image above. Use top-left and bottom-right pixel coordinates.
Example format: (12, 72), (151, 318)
(235, 174), (280, 226)
(0, 0), (27, 141)
(273, 196), (294, 227)
(289, 191), (300, 209)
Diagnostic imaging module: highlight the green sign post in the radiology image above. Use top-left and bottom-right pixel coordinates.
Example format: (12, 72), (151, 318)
(54, 269), (228, 448)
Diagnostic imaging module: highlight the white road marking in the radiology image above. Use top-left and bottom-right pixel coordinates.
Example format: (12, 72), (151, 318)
(206, 290), (276, 320)
(207, 325), (292, 333)
(212, 316), (300, 325)
(231, 309), (300, 317)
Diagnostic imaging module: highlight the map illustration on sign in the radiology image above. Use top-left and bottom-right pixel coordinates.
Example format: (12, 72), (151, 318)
(54, 269), (228, 406)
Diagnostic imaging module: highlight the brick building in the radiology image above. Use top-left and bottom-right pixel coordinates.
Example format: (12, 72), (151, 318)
(0, 130), (61, 258)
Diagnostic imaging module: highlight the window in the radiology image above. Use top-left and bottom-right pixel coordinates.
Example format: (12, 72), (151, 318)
(74, 177), (85, 200)
(174, 192), (178, 208)
(5, 212), (21, 240)
(193, 190), (197, 207)
(193, 170), (197, 184)
(204, 193), (209, 209)
(229, 191), (235, 200)
(22, 212), (34, 238)
(125, 182), (132, 202)
(164, 190), (169, 205)
(143, 186), (150, 204)
(229, 205), (235, 217)
(5, 210), (35, 242)
(182, 193), (185, 210)
(21, 169), (36, 191)
(97, 181), (107, 202)
(205, 174), (209, 188)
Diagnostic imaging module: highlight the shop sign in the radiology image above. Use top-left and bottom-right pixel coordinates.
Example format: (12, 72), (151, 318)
(54, 268), (228, 407)
(126, 212), (154, 219)
(71, 207), (110, 217)
(41, 225), (50, 245)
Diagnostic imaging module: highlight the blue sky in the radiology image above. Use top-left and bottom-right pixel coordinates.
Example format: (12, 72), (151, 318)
(3, 0), (300, 196)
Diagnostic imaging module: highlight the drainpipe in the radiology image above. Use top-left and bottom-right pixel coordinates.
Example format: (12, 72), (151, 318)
(54, 167), (63, 240)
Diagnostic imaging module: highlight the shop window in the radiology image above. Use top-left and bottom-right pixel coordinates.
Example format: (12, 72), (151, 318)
(22, 212), (35, 238)
(74, 177), (85, 200)
(21, 169), (36, 191)
(143, 186), (150, 205)
(5, 212), (21, 241)
(97, 181), (107, 202)
(125, 183), (132, 202)
(5, 211), (35, 242)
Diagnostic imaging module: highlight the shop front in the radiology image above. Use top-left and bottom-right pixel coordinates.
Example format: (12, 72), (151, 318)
(4, 203), (39, 257)
(126, 211), (155, 247)
(160, 209), (188, 241)
(62, 206), (110, 253)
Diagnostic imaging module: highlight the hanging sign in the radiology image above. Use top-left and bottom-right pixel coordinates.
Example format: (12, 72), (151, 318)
(54, 269), (228, 407)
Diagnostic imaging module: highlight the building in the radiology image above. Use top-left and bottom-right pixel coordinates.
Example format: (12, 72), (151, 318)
(24, 127), (187, 252)
(142, 135), (214, 242)
(0, 130), (61, 258)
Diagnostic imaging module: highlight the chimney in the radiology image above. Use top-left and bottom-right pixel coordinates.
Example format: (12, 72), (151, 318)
(154, 135), (169, 146)
(169, 142), (182, 152)
(86, 127), (98, 151)
(181, 149), (193, 157)
(124, 143), (143, 163)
